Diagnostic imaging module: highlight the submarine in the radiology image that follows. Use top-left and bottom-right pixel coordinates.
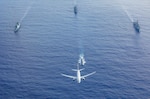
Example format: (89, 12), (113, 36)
(78, 54), (86, 66)
(133, 20), (140, 32)
(14, 22), (21, 32)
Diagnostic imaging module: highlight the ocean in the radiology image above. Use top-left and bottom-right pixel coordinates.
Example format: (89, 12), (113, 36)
(0, 0), (150, 98)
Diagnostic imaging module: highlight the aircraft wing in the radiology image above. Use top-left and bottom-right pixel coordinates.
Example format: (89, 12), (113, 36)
(61, 73), (77, 79)
(82, 71), (96, 78)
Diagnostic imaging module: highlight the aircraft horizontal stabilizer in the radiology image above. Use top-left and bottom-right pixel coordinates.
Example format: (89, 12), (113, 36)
(79, 68), (85, 71)
(72, 69), (77, 71)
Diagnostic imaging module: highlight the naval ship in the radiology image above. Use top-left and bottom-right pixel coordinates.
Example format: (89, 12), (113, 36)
(14, 22), (21, 32)
(133, 20), (140, 32)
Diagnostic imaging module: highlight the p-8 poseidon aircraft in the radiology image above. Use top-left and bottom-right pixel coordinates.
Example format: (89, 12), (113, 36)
(61, 65), (96, 83)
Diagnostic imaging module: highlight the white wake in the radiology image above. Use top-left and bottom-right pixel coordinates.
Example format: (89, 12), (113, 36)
(122, 6), (133, 22)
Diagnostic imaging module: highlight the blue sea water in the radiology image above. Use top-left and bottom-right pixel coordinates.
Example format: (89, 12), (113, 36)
(0, 0), (150, 98)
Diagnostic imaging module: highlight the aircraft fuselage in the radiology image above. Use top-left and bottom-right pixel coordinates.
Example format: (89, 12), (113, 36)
(77, 70), (81, 83)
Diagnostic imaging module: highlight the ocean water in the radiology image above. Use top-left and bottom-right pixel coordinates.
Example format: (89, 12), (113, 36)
(0, 0), (150, 98)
